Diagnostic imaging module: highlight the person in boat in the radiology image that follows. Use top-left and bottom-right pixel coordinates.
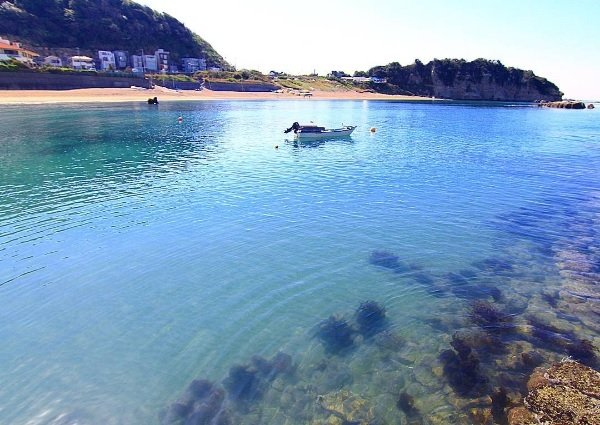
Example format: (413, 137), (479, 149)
(284, 122), (300, 134)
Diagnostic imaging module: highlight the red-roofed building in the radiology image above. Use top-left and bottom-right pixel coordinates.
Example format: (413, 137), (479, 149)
(0, 37), (38, 64)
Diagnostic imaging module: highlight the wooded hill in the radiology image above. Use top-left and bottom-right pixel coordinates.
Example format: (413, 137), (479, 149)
(0, 0), (230, 68)
(366, 59), (562, 101)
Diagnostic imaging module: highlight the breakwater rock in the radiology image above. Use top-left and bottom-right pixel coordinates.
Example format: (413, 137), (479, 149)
(507, 360), (600, 424)
(539, 100), (587, 109)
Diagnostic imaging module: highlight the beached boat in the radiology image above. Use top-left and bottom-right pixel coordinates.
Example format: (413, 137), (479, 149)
(284, 122), (356, 139)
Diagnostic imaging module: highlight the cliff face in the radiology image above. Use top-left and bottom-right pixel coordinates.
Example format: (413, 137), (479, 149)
(369, 59), (563, 101)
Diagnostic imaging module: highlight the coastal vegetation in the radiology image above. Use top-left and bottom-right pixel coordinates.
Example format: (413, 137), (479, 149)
(0, 0), (229, 68)
(362, 58), (562, 101)
(0, 57), (28, 71)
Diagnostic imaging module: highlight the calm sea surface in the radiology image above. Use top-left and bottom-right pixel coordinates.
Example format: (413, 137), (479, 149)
(0, 100), (598, 424)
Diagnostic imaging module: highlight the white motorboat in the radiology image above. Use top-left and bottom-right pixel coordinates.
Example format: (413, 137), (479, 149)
(284, 122), (356, 139)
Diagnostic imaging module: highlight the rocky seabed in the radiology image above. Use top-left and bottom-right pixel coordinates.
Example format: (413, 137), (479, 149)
(160, 192), (599, 425)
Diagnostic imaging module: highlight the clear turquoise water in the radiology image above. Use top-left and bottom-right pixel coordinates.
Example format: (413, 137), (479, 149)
(0, 100), (598, 424)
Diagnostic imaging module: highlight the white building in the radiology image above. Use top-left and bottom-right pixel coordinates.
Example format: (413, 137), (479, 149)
(43, 55), (62, 67)
(143, 54), (158, 72)
(181, 57), (207, 73)
(98, 50), (116, 71)
(113, 50), (128, 69)
(155, 49), (169, 73)
(0, 37), (38, 64)
(68, 55), (95, 70)
(341, 76), (371, 83)
(131, 55), (143, 71)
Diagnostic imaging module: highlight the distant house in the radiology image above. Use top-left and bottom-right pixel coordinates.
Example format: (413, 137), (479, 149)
(181, 57), (207, 73)
(131, 54), (143, 71)
(143, 54), (158, 71)
(68, 55), (95, 70)
(341, 76), (370, 83)
(113, 50), (129, 70)
(208, 67), (221, 73)
(0, 37), (38, 64)
(98, 50), (116, 71)
(43, 55), (62, 67)
(155, 49), (169, 73)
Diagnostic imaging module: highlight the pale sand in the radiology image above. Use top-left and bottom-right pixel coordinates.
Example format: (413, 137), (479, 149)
(0, 87), (432, 104)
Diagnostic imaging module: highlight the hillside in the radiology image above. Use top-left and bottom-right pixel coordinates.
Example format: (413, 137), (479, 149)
(0, 0), (229, 68)
(367, 59), (562, 101)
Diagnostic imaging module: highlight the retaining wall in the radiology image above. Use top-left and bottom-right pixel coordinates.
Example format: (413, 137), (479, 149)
(0, 71), (151, 90)
(203, 81), (278, 92)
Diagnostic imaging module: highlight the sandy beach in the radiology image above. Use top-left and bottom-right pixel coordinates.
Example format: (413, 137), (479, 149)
(0, 87), (432, 104)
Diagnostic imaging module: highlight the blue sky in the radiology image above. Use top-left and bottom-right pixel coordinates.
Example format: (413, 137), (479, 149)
(138, 0), (599, 99)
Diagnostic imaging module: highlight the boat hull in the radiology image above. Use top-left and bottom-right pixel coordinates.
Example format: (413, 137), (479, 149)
(296, 126), (356, 140)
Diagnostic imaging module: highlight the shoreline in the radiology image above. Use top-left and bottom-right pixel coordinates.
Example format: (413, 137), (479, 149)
(0, 87), (434, 105)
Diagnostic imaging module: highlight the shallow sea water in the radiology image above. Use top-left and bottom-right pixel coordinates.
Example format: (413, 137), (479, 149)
(0, 100), (598, 424)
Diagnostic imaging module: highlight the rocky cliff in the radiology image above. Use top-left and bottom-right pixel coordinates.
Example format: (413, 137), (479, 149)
(368, 59), (563, 101)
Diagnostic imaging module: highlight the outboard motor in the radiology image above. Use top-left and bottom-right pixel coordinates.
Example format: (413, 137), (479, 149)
(284, 122), (300, 134)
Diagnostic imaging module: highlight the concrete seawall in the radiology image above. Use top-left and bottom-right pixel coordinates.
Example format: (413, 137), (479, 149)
(203, 81), (278, 92)
(0, 72), (151, 90)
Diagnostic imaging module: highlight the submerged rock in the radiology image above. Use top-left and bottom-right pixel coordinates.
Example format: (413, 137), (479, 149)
(250, 351), (295, 379)
(369, 250), (418, 273)
(369, 250), (401, 270)
(525, 316), (598, 366)
(396, 391), (420, 418)
(452, 330), (508, 356)
(520, 350), (544, 368)
(161, 379), (230, 425)
(355, 301), (387, 336)
(566, 339), (598, 366)
(472, 257), (514, 273)
(223, 365), (262, 402)
(269, 351), (294, 375)
(439, 346), (487, 396)
(316, 315), (356, 354)
(507, 406), (536, 425)
(469, 300), (512, 330)
(317, 390), (375, 425)
(374, 329), (405, 351)
(491, 387), (510, 425)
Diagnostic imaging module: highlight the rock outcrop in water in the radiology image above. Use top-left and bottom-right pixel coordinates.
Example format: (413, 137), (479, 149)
(507, 360), (600, 425)
(366, 59), (563, 101)
(539, 100), (587, 109)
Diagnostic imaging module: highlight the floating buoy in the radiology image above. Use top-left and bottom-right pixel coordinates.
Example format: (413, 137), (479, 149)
(370, 127), (377, 133)
(177, 116), (183, 122)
